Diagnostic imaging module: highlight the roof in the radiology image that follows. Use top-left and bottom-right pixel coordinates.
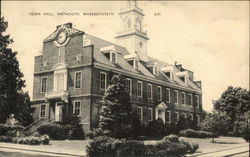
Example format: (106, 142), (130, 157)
(44, 24), (84, 43)
(84, 33), (201, 90)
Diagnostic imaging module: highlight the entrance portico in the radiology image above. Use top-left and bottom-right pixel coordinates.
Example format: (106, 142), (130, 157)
(155, 102), (168, 124)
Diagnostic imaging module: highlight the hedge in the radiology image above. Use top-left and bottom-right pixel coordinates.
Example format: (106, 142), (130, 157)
(0, 124), (24, 136)
(0, 135), (49, 145)
(179, 129), (218, 138)
(37, 123), (84, 140)
(86, 134), (199, 157)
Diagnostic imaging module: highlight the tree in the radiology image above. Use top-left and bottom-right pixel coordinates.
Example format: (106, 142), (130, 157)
(214, 86), (250, 124)
(200, 110), (232, 135)
(99, 75), (132, 138)
(0, 17), (33, 125)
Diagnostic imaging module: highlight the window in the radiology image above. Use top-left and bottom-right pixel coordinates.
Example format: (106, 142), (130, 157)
(181, 92), (186, 104)
(166, 88), (170, 102)
(56, 73), (65, 91)
(157, 86), (162, 101)
(148, 108), (153, 121)
(110, 52), (117, 63)
(196, 115), (200, 125)
(100, 72), (107, 90)
(125, 78), (132, 95)
(41, 77), (47, 93)
(182, 113), (187, 119)
(174, 90), (178, 104)
(137, 81), (143, 97)
(147, 84), (152, 99)
(188, 94), (192, 105)
(153, 66), (159, 76)
(75, 71), (82, 89)
(195, 95), (200, 108)
(137, 107), (143, 121)
(179, 76), (185, 83)
(166, 111), (171, 123)
(134, 59), (139, 70)
(40, 104), (46, 118)
(174, 112), (179, 124)
(189, 114), (193, 121)
(73, 101), (81, 116)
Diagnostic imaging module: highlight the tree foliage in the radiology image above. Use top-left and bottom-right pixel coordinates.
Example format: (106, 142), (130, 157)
(201, 86), (250, 137)
(214, 86), (250, 123)
(200, 110), (232, 135)
(0, 17), (33, 125)
(99, 75), (132, 138)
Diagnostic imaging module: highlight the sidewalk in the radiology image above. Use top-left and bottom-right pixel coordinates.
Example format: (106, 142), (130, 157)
(0, 140), (89, 157)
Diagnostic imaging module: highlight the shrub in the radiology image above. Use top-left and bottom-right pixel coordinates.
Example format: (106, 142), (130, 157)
(180, 139), (199, 154)
(41, 134), (50, 145)
(0, 135), (49, 145)
(86, 135), (198, 157)
(86, 128), (105, 139)
(68, 115), (85, 140)
(179, 129), (218, 138)
(0, 136), (13, 142)
(155, 141), (188, 156)
(86, 136), (117, 157)
(37, 123), (68, 140)
(117, 140), (145, 156)
(162, 134), (179, 142)
(0, 124), (10, 135)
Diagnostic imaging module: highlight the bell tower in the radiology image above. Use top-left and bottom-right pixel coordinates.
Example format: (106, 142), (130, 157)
(115, 0), (149, 62)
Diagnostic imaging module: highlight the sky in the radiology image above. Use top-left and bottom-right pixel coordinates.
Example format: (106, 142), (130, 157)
(2, 1), (249, 112)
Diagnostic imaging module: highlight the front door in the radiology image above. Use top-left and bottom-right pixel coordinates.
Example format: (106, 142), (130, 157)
(55, 103), (63, 122)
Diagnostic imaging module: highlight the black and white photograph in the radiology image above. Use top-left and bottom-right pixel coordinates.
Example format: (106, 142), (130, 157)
(0, 0), (249, 156)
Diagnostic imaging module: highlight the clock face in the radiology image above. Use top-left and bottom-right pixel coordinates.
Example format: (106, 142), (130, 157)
(57, 31), (67, 44)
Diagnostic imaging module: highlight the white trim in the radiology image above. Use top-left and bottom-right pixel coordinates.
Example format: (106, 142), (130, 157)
(166, 88), (170, 103)
(157, 86), (162, 101)
(189, 114), (193, 120)
(181, 92), (186, 105)
(137, 106), (143, 121)
(74, 71), (82, 89)
(148, 108), (153, 122)
(93, 62), (202, 94)
(153, 66), (159, 76)
(182, 113), (187, 119)
(133, 59), (139, 70)
(100, 72), (107, 90)
(40, 77), (47, 93)
(125, 78), (132, 96)
(147, 83), (152, 99)
(196, 95), (200, 108)
(174, 90), (178, 104)
(137, 81), (143, 98)
(166, 111), (171, 123)
(175, 112), (179, 124)
(189, 94), (193, 105)
(39, 104), (46, 118)
(110, 51), (117, 64)
(73, 100), (81, 116)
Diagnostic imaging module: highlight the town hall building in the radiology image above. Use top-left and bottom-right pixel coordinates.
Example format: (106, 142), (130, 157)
(32, 1), (203, 131)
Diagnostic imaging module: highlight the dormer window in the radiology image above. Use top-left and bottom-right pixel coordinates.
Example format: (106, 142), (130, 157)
(104, 51), (117, 64)
(179, 76), (185, 82)
(153, 66), (159, 76)
(134, 59), (139, 70)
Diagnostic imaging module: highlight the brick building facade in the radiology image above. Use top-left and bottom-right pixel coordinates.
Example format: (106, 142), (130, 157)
(32, 2), (204, 132)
